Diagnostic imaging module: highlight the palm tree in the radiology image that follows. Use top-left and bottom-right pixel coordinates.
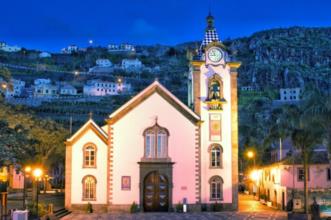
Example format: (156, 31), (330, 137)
(265, 89), (324, 214)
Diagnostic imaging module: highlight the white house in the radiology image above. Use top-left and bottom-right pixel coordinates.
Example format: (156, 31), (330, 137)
(121, 58), (143, 72)
(280, 88), (301, 101)
(0, 42), (21, 52)
(5, 79), (25, 98)
(34, 84), (58, 97)
(83, 80), (119, 96)
(34, 78), (51, 86)
(96, 59), (112, 67)
(39, 52), (52, 58)
(60, 84), (77, 96)
(108, 44), (135, 53)
(61, 45), (79, 54)
(65, 13), (240, 213)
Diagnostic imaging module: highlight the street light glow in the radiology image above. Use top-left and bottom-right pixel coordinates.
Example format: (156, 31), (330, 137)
(247, 151), (254, 158)
(24, 166), (31, 173)
(33, 168), (43, 179)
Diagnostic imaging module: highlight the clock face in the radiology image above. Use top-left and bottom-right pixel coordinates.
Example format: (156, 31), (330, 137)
(208, 48), (223, 63)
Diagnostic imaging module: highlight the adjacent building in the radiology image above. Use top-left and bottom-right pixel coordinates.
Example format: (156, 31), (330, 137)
(0, 166), (24, 189)
(60, 84), (77, 96)
(34, 78), (58, 97)
(65, 13), (240, 212)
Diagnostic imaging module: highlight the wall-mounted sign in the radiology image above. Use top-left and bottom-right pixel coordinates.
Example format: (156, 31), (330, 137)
(121, 176), (131, 190)
(210, 114), (221, 141)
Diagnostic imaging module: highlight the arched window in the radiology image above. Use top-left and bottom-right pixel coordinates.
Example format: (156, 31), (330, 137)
(209, 176), (223, 200)
(83, 144), (97, 168)
(208, 144), (223, 168)
(82, 175), (96, 200)
(143, 121), (169, 159)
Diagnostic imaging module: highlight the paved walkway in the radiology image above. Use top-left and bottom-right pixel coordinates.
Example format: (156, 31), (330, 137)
(62, 194), (287, 220)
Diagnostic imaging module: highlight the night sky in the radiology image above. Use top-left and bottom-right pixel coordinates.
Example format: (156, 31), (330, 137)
(1, 0), (330, 52)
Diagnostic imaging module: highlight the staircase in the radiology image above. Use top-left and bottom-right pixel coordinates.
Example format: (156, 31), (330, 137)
(53, 208), (72, 219)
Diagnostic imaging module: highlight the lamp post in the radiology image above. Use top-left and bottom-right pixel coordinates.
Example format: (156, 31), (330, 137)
(247, 151), (256, 167)
(32, 168), (43, 219)
(23, 166), (31, 210)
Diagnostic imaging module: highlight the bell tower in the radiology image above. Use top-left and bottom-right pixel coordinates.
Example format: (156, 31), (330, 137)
(188, 12), (241, 210)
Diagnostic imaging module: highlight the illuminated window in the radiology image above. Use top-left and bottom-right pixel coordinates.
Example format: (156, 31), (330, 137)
(207, 75), (223, 101)
(82, 175), (96, 200)
(209, 144), (223, 168)
(210, 176), (223, 200)
(143, 122), (169, 159)
(83, 144), (96, 168)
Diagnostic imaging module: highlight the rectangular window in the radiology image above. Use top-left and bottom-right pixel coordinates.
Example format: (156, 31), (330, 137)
(327, 168), (331, 181)
(145, 134), (154, 158)
(298, 168), (310, 182)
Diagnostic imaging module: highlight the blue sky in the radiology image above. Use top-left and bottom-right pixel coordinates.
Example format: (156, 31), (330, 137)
(0, 0), (330, 52)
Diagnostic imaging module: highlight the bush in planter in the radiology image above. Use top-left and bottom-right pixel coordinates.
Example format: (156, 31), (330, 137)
(27, 202), (47, 218)
(175, 202), (183, 213)
(86, 202), (93, 213)
(130, 202), (139, 213)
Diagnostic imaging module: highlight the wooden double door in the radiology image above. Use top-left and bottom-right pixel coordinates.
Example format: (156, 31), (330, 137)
(143, 171), (169, 212)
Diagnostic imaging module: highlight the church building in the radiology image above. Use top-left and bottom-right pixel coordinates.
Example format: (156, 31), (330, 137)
(65, 13), (241, 212)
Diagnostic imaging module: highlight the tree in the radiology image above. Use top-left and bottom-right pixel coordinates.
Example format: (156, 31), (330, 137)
(267, 91), (323, 214)
(0, 67), (11, 82)
(0, 121), (35, 166)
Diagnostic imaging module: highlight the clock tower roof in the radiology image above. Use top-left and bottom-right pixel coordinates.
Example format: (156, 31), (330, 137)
(199, 12), (221, 59)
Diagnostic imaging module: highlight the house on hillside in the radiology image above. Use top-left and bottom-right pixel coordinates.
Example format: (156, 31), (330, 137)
(60, 84), (77, 96)
(33, 78), (58, 97)
(108, 43), (135, 53)
(121, 58), (143, 72)
(88, 59), (113, 74)
(5, 79), (25, 98)
(61, 45), (79, 54)
(39, 51), (52, 58)
(83, 79), (131, 96)
(0, 42), (21, 52)
(280, 88), (301, 101)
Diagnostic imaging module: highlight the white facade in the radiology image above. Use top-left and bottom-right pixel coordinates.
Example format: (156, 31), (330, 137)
(96, 59), (112, 67)
(61, 45), (78, 54)
(280, 88), (301, 101)
(34, 78), (51, 85)
(83, 80), (119, 96)
(34, 84), (58, 97)
(121, 58), (143, 71)
(5, 79), (25, 98)
(39, 52), (52, 58)
(108, 44), (135, 53)
(60, 84), (77, 95)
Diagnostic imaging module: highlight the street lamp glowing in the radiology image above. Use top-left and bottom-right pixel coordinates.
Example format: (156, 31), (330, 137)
(24, 166), (31, 173)
(247, 151), (254, 158)
(33, 168), (43, 179)
(74, 71), (79, 76)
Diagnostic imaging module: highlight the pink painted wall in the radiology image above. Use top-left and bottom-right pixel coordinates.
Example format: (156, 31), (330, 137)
(111, 93), (197, 205)
(281, 164), (331, 189)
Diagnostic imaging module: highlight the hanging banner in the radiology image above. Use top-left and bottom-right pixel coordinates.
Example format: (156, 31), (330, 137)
(210, 114), (221, 141)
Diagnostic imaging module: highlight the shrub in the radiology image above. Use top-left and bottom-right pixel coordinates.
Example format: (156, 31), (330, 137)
(27, 202), (47, 217)
(130, 201), (139, 213)
(175, 202), (183, 213)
